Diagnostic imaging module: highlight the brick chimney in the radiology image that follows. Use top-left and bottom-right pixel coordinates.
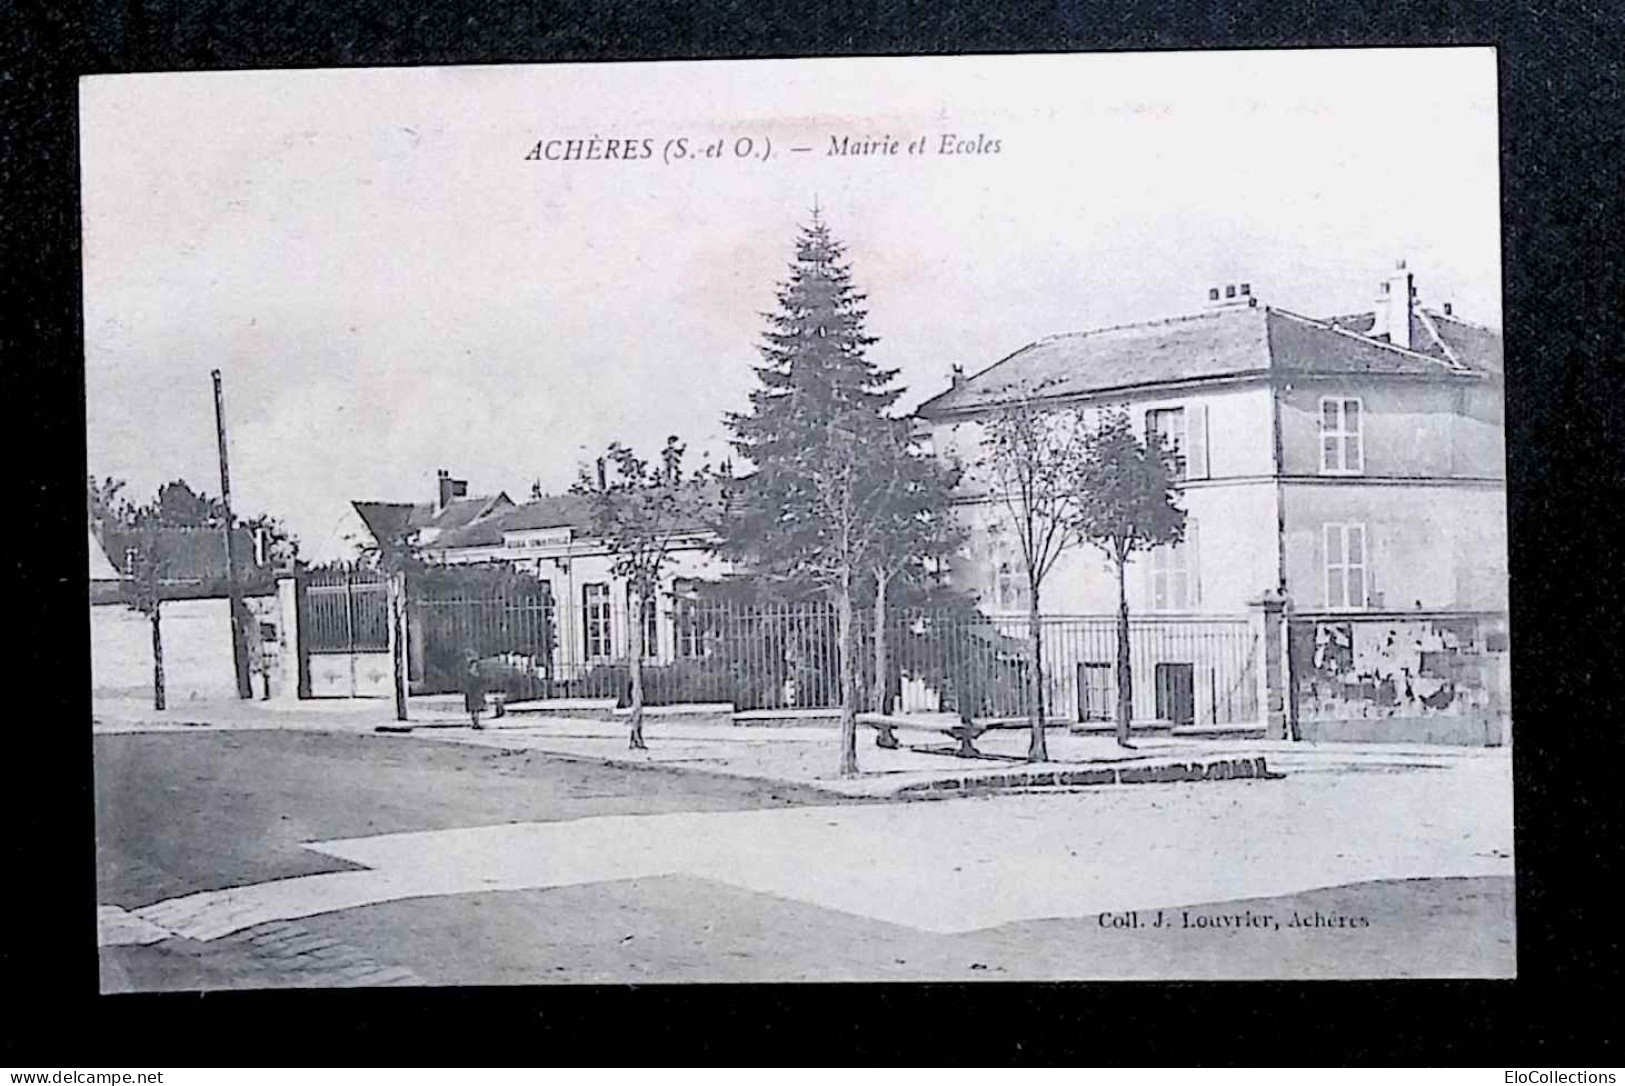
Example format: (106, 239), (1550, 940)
(1371, 260), (1415, 349)
(435, 469), (467, 512)
(950, 364), (966, 390)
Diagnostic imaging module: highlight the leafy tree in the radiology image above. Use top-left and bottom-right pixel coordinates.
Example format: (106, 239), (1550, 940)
(153, 479), (229, 527)
(863, 418), (965, 716)
(1071, 408), (1187, 748)
(574, 435), (719, 750)
(725, 210), (903, 777)
(980, 385), (1089, 762)
(86, 475), (131, 526)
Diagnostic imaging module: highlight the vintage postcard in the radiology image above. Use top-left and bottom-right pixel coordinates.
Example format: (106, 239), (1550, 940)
(85, 48), (1511, 987)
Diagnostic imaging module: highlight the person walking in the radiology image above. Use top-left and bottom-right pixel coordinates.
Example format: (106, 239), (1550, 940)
(464, 654), (487, 730)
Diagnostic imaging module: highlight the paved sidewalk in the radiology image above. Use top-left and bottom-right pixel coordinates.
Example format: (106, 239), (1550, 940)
(93, 692), (1503, 798)
(91, 692), (464, 734)
(394, 713), (1497, 797)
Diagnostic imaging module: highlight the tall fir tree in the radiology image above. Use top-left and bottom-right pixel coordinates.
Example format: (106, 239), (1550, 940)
(725, 210), (904, 776)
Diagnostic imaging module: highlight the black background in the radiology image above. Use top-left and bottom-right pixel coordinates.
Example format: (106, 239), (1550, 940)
(4, 0), (1622, 1067)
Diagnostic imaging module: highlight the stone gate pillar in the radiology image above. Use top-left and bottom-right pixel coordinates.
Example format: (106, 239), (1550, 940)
(275, 575), (301, 700)
(1250, 589), (1289, 739)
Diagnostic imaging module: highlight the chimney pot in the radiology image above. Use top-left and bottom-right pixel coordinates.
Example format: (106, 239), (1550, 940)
(1372, 261), (1414, 349)
(950, 363), (966, 389)
(1443, 302), (1453, 316)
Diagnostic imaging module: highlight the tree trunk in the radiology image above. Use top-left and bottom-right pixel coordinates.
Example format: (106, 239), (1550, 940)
(837, 574), (858, 777)
(871, 568), (890, 714)
(1027, 576), (1048, 762)
(628, 589), (647, 750)
(390, 571), (408, 722)
(1115, 556), (1134, 748)
(149, 605), (166, 711)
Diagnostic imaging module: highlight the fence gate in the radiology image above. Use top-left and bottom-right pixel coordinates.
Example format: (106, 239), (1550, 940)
(296, 568), (393, 698)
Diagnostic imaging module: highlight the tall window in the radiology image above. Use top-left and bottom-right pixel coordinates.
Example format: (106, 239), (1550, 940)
(1319, 397), (1364, 474)
(994, 560), (1030, 612)
(1077, 663), (1113, 722)
(1145, 407), (1187, 481)
(1150, 520), (1198, 611)
(583, 583), (612, 659)
(626, 583), (658, 658)
(671, 578), (703, 659)
(1324, 523), (1368, 610)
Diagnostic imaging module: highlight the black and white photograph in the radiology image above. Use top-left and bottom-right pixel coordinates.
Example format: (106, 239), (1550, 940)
(84, 47), (1514, 989)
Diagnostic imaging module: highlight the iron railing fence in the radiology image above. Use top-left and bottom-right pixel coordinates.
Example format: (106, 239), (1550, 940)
(301, 568), (390, 654)
(416, 594), (1260, 725)
(412, 591), (556, 699)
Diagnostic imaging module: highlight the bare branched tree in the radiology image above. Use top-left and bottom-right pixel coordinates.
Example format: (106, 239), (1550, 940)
(980, 384), (1089, 762)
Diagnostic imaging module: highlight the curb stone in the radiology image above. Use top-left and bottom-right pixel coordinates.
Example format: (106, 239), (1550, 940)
(897, 755), (1280, 797)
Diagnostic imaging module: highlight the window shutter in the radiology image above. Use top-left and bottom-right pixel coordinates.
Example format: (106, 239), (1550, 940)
(1187, 519), (1201, 607)
(1187, 404), (1210, 479)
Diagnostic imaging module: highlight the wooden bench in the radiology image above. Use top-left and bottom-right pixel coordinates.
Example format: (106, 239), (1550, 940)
(856, 713), (1017, 760)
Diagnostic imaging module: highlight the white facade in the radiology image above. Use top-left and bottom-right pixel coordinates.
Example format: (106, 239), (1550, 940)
(426, 525), (728, 675)
(935, 382), (1283, 619)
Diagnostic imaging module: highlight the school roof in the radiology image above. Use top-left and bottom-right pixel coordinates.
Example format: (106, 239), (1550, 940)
(429, 485), (727, 552)
(914, 302), (1502, 418)
(350, 493), (515, 546)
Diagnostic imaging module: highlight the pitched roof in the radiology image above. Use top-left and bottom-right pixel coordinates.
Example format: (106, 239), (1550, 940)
(431, 492), (596, 550)
(1322, 307), (1502, 375)
(91, 522), (269, 585)
(916, 302), (1499, 417)
(88, 527), (122, 581)
(350, 493), (515, 546)
(430, 485), (727, 553)
(1426, 311), (1503, 374)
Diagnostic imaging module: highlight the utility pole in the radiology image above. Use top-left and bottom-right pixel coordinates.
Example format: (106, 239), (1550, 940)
(212, 369), (253, 699)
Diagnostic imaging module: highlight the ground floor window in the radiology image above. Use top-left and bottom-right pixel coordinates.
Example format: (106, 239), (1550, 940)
(583, 582), (612, 659)
(672, 578), (704, 659)
(1154, 662), (1196, 727)
(1077, 662), (1113, 721)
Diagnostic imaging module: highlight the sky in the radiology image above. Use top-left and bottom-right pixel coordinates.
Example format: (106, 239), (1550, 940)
(80, 48), (1501, 558)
